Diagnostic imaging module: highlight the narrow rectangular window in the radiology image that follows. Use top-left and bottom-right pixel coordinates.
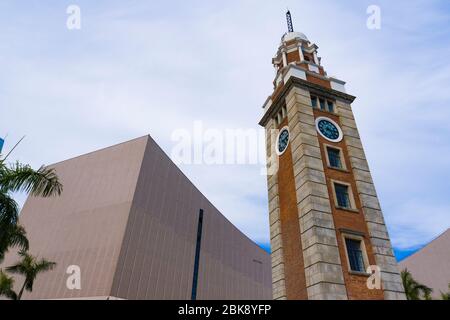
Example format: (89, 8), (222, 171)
(311, 96), (318, 108)
(335, 183), (350, 208)
(345, 238), (365, 272)
(319, 98), (326, 110)
(327, 147), (342, 169)
(191, 209), (204, 300)
(327, 101), (334, 113)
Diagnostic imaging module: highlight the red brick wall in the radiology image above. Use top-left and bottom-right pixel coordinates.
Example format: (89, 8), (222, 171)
(287, 50), (300, 64)
(306, 74), (331, 89)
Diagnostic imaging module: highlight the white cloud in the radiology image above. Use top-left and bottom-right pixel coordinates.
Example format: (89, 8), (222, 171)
(388, 202), (450, 249)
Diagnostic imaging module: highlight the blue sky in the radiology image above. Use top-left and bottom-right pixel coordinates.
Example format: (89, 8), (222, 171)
(1, 0), (450, 261)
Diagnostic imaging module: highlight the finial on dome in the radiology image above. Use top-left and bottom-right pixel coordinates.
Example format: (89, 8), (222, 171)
(286, 10), (294, 33)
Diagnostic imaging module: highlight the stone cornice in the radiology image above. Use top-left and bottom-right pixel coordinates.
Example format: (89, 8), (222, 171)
(259, 77), (356, 127)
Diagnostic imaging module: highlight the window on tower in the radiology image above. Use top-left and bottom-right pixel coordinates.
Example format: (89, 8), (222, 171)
(274, 105), (288, 127)
(344, 238), (366, 273)
(334, 183), (352, 209)
(327, 147), (343, 169)
(311, 96), (318, 108)
(327, 101), (334, 113)
(319, 98), (326, 110)
(310, 95), (336, 114)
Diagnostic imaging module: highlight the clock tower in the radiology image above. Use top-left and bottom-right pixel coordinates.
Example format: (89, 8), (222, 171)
(260, 12), (406, 300)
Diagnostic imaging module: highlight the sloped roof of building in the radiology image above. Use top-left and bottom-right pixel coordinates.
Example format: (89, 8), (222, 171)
(399, 228), (450, 298)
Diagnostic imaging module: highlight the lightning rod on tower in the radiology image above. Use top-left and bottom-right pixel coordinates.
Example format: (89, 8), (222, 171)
(286, 10), (294, 32)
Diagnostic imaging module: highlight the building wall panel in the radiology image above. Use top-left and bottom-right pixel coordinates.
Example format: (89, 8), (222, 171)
(109, 136), (271, 300)
(1, 136), (148, 299)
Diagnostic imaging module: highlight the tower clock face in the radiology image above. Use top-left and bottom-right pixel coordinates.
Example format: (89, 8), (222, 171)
(315, 117), (343, 142)
(276, 127), (290, 155)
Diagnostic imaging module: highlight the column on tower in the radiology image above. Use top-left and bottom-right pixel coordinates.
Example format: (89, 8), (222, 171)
(298, 44), (304, 61)
(285, 86), (348, 300)
(282, 50), (288, 67)
(265, 118), (287, 300)
(313, 51), (319, 65)
(336, 101), (406, 300)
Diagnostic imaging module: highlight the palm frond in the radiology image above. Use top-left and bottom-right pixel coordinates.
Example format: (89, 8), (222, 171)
(0, 269), (14, 291)
(0, 269), (17, 300)
(0, 162), (63, 197)
(6, 225), (29, 251)
(440, 283), (450, 300)
(0, 191), (19, 226)
(0, 224), (29, 264)
(6, 251), (56, 297)
(36, 259), (56, 273)
(401, 268), (433, 300)
(6, 250), (31, 275)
